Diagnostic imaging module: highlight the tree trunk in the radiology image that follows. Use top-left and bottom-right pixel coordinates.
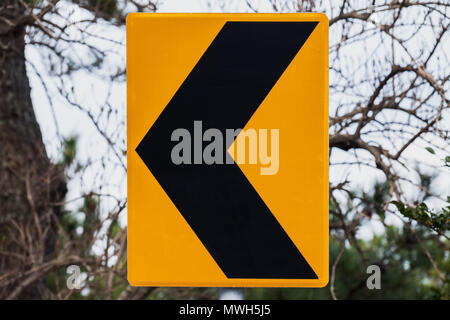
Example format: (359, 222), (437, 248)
(0, 1), (66, 299)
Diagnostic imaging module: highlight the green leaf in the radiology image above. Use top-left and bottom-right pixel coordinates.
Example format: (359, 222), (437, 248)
(59, 135), (78, 168)
(445, 156), (450, 165)
(391, 201), (405, 212)
(425, 147), (435, 154)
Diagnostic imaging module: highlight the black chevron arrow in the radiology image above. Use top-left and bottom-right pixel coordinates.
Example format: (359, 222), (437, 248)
(136, 21), (318, 279)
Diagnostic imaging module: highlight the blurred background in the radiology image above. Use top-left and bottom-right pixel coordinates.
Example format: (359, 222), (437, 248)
(0, 0), (448, 300)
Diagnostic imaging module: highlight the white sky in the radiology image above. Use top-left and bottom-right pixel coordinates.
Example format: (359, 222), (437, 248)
(27, 0), (450, 242)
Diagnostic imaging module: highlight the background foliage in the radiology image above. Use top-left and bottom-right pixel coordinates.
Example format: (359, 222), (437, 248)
(0, 0), (448, 299)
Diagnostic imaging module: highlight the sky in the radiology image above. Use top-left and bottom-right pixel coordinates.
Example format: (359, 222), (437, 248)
(27, 0), (450, 242)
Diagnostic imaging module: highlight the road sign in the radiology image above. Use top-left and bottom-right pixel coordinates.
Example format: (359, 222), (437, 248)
(128, 13), (328, 287)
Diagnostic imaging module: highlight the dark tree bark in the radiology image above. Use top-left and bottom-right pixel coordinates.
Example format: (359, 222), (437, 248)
(0, 1), (66, 299)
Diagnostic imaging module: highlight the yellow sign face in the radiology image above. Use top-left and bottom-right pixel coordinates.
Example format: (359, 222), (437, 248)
(127, 13), (328, 287)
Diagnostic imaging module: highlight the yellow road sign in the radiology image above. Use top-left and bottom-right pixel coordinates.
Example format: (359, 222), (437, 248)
(127, 13), (328, 287)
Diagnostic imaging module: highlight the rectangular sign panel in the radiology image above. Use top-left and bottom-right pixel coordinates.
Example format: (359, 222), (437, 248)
(128, 13), (328, 287)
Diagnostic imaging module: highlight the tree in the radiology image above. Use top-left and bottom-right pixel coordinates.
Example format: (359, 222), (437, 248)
(0, 0), (157, 300)
(0, 0), (68, 299)
(0, 0), (448, 300)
